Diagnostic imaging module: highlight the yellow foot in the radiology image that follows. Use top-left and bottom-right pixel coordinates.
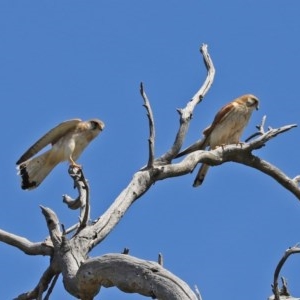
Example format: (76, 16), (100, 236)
(217, 144), (226, 150)
(236, 142), (245, 148)
(70, 163), (82, 169)
(69, 156), (82, 168)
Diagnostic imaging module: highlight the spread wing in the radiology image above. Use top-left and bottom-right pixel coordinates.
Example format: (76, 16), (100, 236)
(16, 119), (82, 165)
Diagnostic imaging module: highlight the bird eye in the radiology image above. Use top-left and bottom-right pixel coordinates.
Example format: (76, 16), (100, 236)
(247, 97), (259, 108)
(91, 120), (105, 130)
(91, 121), (99, 129)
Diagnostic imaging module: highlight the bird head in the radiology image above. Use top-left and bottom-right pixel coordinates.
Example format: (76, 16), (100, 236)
(244, 94), (259, 110)
(90, 119), (105, 131)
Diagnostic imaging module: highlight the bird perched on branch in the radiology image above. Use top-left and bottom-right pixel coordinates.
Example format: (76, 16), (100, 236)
(176, 94), (259, 187)
(16, 118), (105, 190)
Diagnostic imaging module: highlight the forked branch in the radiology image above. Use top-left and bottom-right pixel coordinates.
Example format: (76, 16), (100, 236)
(158, 43), (215, 163)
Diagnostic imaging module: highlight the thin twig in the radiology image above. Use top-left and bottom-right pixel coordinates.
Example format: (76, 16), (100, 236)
(14, 266), (59, 300)
(43, 274), (59, 300)
(140, 82), (156, 168)
(195, 285), (203, 300)
(158, 252), (163, 266)
(245, 115), (267, 142)
(122, 248), (130, 254)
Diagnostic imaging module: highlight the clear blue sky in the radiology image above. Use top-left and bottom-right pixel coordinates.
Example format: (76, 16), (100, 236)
(0, 1), (300, 299)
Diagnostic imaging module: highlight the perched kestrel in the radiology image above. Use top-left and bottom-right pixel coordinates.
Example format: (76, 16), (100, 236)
(176, 94), (259, 187)
(16, 118), (105, 190)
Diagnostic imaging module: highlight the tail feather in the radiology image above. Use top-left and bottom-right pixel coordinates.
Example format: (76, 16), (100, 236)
(17, 150), (58, 190)
(175, 138), (207, 158)
(193, 164), (210, 187)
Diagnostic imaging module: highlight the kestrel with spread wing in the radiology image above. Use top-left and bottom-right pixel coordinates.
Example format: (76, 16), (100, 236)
(16, 118), (105, 190)
(176, 94), (259, 187)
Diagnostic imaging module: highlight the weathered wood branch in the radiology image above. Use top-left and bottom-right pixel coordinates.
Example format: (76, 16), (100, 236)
(63, 166), (90, 232)
(245, 114), (267, 142)
(269, 246), (300, 300)
(15, 266), (59, 300)
(158, 43), (215, 163)
(140, 82), (156, 168)
(0, 229), (52, 256)
(31, 206), (198, 300)
(75, 253), (198, 300)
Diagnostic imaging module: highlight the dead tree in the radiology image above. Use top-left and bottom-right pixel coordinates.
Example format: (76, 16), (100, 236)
(0, 44), (299, 300)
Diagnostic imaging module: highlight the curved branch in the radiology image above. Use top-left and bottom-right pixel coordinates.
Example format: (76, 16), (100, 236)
(158, 43), (215, 163)
(233, 154), (300, 200)
(63, 166), (90, 232)
(76, 253), (197, 300)
(271, 246), (300, 300)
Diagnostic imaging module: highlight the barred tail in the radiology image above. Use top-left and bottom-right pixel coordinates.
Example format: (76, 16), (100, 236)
(17, 150), (58, 190)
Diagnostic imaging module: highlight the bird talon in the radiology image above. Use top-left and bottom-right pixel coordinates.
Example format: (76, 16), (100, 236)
(70, 163), (82, 169)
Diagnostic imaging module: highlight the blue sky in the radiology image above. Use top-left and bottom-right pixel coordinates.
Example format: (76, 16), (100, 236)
(0, 1), (300, 299)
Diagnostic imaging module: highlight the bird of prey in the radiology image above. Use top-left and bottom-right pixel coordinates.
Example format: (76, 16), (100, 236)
(176, 94), (259, 187)
(16, 118), (105, 190)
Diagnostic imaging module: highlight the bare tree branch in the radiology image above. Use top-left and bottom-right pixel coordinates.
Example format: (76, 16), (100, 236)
(0, 229), (52, 256)
(35, 206), (199, 300)
(40, 206), (62, 248)
(14, 266), (59, 300)
(62, 166), (90, 232)
(140, 82), (156, 168)
(75, 253), (198, 300)
(158, 43), (215, 163)
(245, 115), (267, 142)
(195, 285), (203, 300)
(270, 246), (300, 300)
(43, 274), (59, 300)
(158, 252), (163, 266)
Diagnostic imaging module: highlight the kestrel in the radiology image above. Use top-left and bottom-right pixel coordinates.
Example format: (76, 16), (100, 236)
(176, 94), (259, 187)
(16, 118), (105, 190)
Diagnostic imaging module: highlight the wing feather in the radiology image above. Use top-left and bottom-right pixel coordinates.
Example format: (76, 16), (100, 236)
(16, 119), (82, 165)
(203, 103), (234, 137)
(175, 137), (208, 158)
